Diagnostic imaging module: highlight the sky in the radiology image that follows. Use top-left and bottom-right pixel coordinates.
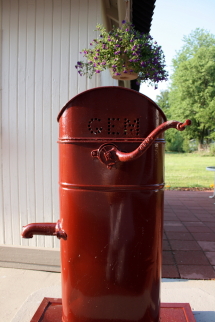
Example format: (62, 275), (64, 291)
(140, 0), (215, 101)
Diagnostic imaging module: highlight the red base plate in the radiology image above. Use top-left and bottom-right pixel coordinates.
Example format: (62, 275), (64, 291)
(30, 298), (196, 322)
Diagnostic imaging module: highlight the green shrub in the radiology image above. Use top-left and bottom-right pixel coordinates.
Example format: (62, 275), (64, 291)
(209, 143), (215, 156)
(165, 130), (184, 152)
(183, 139), (198, 153)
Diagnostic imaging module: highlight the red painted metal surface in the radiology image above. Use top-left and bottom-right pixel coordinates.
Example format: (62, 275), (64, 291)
(160, 303), (197, 322)
(30, 299), (196, 322)
(22, 87), (191, 322)
(22, 220), (67, 240)
(58, 87), (166, 322)
(57, 87), (190, 322)
(30, 298), (62, 322)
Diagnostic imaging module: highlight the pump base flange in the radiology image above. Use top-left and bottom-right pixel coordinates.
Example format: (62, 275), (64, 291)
(30, 298), (196, 322)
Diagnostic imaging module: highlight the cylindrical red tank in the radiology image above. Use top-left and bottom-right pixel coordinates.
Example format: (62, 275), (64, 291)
(57, 87), (188, 322)
(22, 86), (190, 322)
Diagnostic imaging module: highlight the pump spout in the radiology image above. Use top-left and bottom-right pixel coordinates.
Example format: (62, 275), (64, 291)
(92, 119), (191, 169)
(22, 220), (67, 240)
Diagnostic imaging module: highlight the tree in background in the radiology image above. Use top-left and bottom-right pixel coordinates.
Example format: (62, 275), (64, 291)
(172, 28), (215, 69)
(156, 90), (170, 118)
(169, 29), (215, 150)
(156, 90), (184, 152)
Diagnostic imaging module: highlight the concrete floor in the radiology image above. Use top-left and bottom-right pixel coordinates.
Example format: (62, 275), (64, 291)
(0, 267), (61, 322)
(0, 267), (214, 322)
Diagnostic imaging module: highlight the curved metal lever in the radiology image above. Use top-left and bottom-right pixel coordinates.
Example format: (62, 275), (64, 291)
(22, 220), (67, 240)
(91, 119), (191, 169)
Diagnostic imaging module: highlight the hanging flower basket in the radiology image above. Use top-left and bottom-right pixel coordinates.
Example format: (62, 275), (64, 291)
(75, 21), (168, 87)
(109, 68), (138, 80)
(109, 54), (138, 80)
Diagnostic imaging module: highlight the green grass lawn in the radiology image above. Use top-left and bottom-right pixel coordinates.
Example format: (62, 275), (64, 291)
(165, 153), (215, 189)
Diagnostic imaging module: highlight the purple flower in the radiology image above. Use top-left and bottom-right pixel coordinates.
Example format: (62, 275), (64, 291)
(96, 70), (100, 73)
(115, 72), (121, 76)
(122, 20), (126, 24)
(102, 62), (106, 65)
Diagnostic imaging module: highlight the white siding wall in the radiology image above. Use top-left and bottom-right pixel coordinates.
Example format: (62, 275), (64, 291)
(0, 0), (117, 248)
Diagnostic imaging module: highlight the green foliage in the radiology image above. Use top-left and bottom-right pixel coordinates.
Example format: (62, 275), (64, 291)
(182, 138), (198, 153)
(156, 90), (171, 118)
(165, 130), (184, 152)
(156, 90), (185, 152)
(209, 143), (215, 156)
(172, 28), (215, 70)
(169, 29), (215, 146)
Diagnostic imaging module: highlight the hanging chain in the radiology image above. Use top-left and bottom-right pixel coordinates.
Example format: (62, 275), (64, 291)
(124, 0), (130, 22)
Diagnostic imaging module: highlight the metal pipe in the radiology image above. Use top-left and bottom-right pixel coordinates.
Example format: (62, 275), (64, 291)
(22, 220), (67, 240)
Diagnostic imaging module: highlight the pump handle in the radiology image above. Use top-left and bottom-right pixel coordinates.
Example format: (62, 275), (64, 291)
(91, 119), (191, 169)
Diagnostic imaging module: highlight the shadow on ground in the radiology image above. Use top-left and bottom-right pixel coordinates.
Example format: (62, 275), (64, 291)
(193, 310), (215, 322)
